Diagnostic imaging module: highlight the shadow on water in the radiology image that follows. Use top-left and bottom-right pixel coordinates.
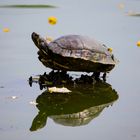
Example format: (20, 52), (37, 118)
(30, 81), (118, 131)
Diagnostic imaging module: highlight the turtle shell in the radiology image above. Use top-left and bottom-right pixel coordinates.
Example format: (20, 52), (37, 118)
(48, 35), (117, 65)
(37, 35), (118, 72)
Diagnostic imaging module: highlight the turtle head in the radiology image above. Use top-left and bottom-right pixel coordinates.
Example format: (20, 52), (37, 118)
(31, 32), (48, 51)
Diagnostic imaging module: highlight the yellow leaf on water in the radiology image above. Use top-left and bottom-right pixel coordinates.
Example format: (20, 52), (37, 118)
(48, 16), (57, 25)
(3, 28), (10, 32)
(108, 48), (113, 53)
(137, 41), (140, 47)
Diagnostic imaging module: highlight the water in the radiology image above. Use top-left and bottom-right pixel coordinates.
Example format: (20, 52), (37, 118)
(0, 0), (140, 140)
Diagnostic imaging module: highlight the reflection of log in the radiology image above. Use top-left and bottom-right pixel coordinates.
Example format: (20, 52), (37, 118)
(30, 81), (119, 131)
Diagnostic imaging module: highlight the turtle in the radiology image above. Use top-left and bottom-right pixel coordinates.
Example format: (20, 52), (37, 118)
(31, 32), (119, 81)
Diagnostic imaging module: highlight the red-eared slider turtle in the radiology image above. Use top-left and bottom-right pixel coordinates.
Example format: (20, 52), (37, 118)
(31, 32), (119, 80)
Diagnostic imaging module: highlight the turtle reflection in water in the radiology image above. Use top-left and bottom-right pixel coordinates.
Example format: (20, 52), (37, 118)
(30, 81), (118, 131)
(31, 32), (119, 81)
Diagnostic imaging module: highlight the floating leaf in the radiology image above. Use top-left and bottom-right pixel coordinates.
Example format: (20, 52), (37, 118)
(0, 4), (56, 9)
(108, 48), (113, 53)
(3, 28), (10, 32)
(48, 16), (57, 25)
(137, 41), (140, 47)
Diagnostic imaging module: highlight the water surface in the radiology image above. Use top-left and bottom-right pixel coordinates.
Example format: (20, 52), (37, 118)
(0, 0), (140, 140)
